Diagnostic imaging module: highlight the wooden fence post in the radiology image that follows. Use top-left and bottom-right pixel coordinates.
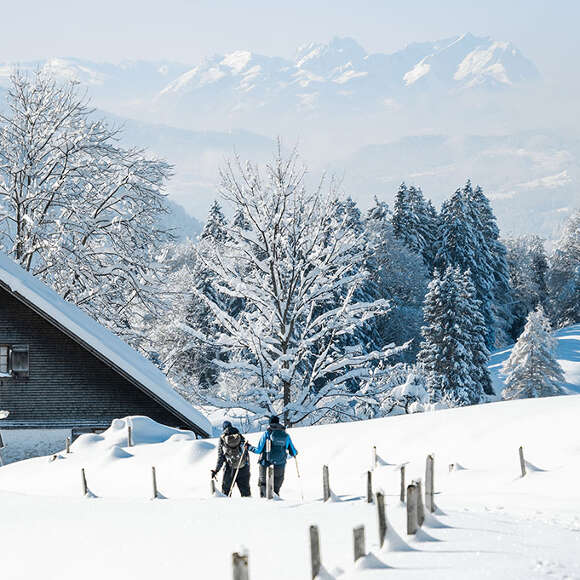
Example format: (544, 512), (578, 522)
(372, 446), (377, 470)
(232, 551), (249, 580)
(81, 468), (88, 496)
(211, 474), (216, 495)
(127, 424), (133, 447)
(65, 436), (71, 454)
(519, 446), (526, 477)
(309, 525), (321, 579)
(449, 463), (455, 472)
(425, 454), (435, 513)
(416, 479), (425, 527)
(353, 525), (366, 562)
(366, 471), (373, 503)
(322, 465), (330, 502)
(376, 492), (387, 548)
(151, 466), (158, 499)
(400, 464), (406, 502)
(406, 483), (418, 535)
(266, 466), (274, 499)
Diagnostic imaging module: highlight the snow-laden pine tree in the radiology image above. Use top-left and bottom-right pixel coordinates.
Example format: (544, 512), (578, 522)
(0, 71), (172, 340)
(191, 147), (401, 425)
(505, 235), (549, 337)
(418, 267), (486, 405)
(365, 197), (428, 359)
(548, 210), (579, 327)
(391, 183), (437, 269)
(149, 202), (232, 389)
(456, 269), (493, 395)
(200, 200), (228, 243)
(465, 183), (513, 345)
(435, 185), (496, 348)
(501, 306), (565, 399)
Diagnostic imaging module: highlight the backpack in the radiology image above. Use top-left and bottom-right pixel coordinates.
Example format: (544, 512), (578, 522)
(267, 429), (288, 465)
(222, 433), (245, 467)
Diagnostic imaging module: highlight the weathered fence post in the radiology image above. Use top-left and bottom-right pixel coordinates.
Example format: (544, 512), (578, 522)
(81, 468), (88, 496)
(425, 454), (435, 513)
(151, 466), (158, 499)
(376, 492), (387, 548)
(449, 463), (455, 473)
(400, 464), (406, 502)
(416, 479), (425, 526)
(366, 471), (373, 503)
(210, 474), (216, 495)
(406, 483), (418, 535)
(309, 525), (321, 579)
(372, 446), (377, 470)
(519, 446), (526, 477)
(266, 465), (274, 499)
(353, 525), (366, 562)
(65, 436), (71, 454)
(322, 465), (330, 502)
(127, 424), (133, 447)
(232, 551), (249, 580)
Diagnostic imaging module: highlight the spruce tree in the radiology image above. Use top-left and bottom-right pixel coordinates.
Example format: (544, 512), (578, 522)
(501, 306), (565, 399)
(548, 210), (580, 327)
(200, 200), (228, 243)
(465, 183), (513, 345)
(435, 186), (495, 348)
(456, 269), (493, 395)
(392, 182), (436, 269)
(418, 267), (482, 405)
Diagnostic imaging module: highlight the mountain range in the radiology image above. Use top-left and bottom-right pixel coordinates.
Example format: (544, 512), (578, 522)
(0, 34), (576, 239)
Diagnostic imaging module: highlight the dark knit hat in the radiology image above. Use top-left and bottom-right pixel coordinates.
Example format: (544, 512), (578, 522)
(269, 415), (280, 425)
(222, 420), (233, 430)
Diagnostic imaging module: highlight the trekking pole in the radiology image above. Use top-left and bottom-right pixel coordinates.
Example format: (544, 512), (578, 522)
(228, 445), (249, 498)
(294, 456), (305, 502)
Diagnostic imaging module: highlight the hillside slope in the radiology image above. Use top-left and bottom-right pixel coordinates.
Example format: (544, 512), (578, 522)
(0, 393), (579, 578)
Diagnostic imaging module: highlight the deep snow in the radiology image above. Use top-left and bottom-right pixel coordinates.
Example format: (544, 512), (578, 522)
(1, 393), (580, 579)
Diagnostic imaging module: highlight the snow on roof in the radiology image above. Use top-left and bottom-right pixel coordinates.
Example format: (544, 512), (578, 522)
(0, 253), (211, 436)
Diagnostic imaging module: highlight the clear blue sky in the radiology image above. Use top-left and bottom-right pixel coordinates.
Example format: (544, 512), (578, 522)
(0, 0), (577, 82)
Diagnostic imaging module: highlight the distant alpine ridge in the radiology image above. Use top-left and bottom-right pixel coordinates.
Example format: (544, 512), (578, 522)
(0, 33), (539, 123)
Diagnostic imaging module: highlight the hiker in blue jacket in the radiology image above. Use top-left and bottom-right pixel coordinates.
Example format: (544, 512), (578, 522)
(248, 415), (298, 498)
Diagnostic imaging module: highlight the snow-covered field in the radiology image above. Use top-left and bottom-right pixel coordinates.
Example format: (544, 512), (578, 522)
(1, 390), (580, 579)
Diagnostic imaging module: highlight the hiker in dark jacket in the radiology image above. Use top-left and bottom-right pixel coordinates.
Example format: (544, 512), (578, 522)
(248, 415), (298, 498)
(211, 421), (251, 497)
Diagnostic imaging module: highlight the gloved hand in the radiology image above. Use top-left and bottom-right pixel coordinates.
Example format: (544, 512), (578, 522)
(211, 469), (218, 478)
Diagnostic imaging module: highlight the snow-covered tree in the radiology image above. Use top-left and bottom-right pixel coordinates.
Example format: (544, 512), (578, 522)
(505, 235), (549, 337)
(392, 183), (437, 268)
(465, 183), (513, 345)
(190, 147), (401, 425)
(200, 200), (228, 243)
(365, 198), (428, 358)
(548, 210), (580, 327)
(418, 267), (486, 405)
(0, 71), (172, 339)
(456, 269), (492, 395)
(501, 306), (565, 399)
(435, 184), (496, 348)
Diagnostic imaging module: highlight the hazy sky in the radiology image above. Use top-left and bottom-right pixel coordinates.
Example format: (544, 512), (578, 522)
(1, 0), (577, 82)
